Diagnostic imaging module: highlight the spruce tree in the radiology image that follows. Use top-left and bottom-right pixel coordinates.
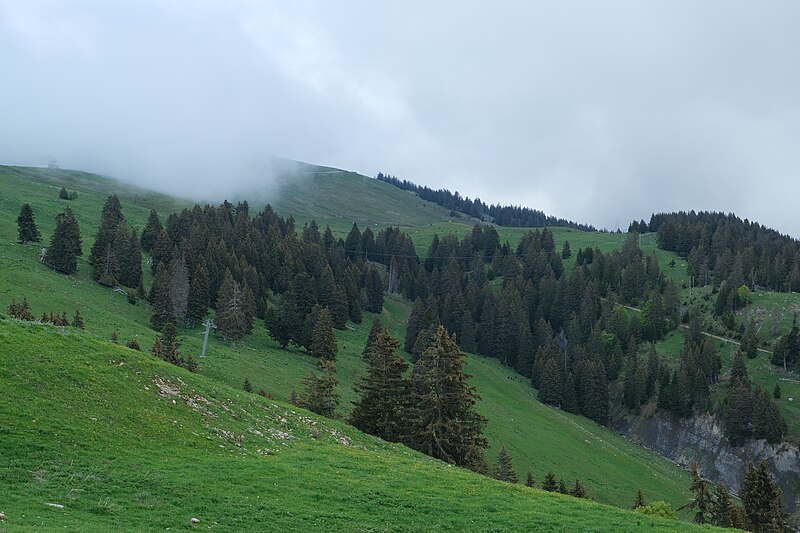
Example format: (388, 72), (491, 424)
(561, 372), (579, 413)
(89, 195), (125, 284)
(729, 350), (750, 389)
(710, 482), (738, 528)
(169, 254), (190, 324)
(187, 264), (210, 325)
(773, 382), (781, 399)
(215, 270), (253, 345)
(349, 328), (410, 443)
(561, 240), (571, 259)
(542, 472), (557, 492)
(409, 326), (487, 469)
(310, 307), (337, 361)
(362, 316), (383, 361)
(297, 359), (339, 419)
(46, 207), (82, 274)
(149, 263), (175, 331)
(723, 381), (752, 446)
(538, 358), (562, 407)
(742, 320), (760, 359)
(17, 203), (41, 244)
(679, 462), (712, 524)
(404, 297), (437, 353)
(752, 386), (787, 444)
(265, 292), (303, 349)
(365, 266), (384, 313)
(140, 209), (163, 253)
(495, 445), (518, 483)
(572, 479), (586, 498)
(71, 309), (84, 329)
(525, 471), (536, 487)
(243, 378), (253, 393)
(118, 228), (143, 288)
(741, 460), (787, 532)
(633, 489), (646, 509)
(150, 228), (173, 274)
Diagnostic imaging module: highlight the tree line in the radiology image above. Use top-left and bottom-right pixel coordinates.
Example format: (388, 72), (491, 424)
(636, 211), (800, 295)
(376, 172), (596, 231)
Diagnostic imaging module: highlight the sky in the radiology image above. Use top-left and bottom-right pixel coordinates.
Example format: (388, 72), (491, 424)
(1, 1), (800, 234)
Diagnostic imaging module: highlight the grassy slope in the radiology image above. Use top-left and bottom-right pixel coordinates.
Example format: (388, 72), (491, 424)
(0, 165), (716, 520)
(0, 320), (723, 532)
(244, 161), (457, 234)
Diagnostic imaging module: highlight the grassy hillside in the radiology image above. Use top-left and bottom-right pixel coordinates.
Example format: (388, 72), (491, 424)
(0, 320), (722, 532)
(241, 160), (459, 234)
(0, 165), (702, 515)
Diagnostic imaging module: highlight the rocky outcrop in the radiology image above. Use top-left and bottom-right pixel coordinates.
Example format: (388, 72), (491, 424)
(614, 412), (800, 517)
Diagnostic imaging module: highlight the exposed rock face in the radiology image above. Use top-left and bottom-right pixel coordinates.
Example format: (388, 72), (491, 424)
(614, 412), (800, 517)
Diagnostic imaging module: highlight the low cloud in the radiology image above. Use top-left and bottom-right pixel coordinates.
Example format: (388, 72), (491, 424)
(1, 1), (799, 234)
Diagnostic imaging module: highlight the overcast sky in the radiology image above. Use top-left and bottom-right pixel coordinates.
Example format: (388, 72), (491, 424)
(2, 1), (800, 234)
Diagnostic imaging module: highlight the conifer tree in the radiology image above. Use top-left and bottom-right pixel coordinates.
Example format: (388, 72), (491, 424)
(404, 297), (438, 353)
(46, 207), (82, 274)
(538, 358), (562, 407)
(349, 328), (410, 443)
(362, 316), (383, 361)
(525, 471), (536, 487)
(310, 307), (337, 361)
(265, 291), (303, 349)
(572, 479), (586, 498)
(140, 209), (163, 253)
(330, 284), (349, 329)
(17, 203), (41, 244)
(186, 264), (210, 325)
(365, 266), (384, 313)
(297, 359), (339, 419)
(752, 386), (787, 444)
(561, 372), (579, 414)
(710, 482), (738, 529)
(723, 381), (753, 446)
(561, 240), (571, 259)
(243, 378), (253, 393)
(542, 472), (557, 492)
(679, 462), (712, 524)
(409, 326), (487, 469)
(215, 270), (254, 345)
(149, 263), (175, 331)
(741, 460), (786, 532)
(633, 489), (646, 509)
(150, 228), (173, 274)
(169, 254), (190, 324)
(494, 445), (518, 483)
(59, 186), (69, 199)
(71, 309), (84, 329)
(558, 478), (568, 494)
(742, 320), (760, 359)
(118, 228), (143, 288)
(773, 382), (781, 400)
(729, 350), (750, 389)
(89, 195), (125, 284)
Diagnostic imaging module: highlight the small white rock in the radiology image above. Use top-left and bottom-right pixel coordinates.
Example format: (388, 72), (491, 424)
(190, 517), (200, 524)
(0, 511), (6, 521)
